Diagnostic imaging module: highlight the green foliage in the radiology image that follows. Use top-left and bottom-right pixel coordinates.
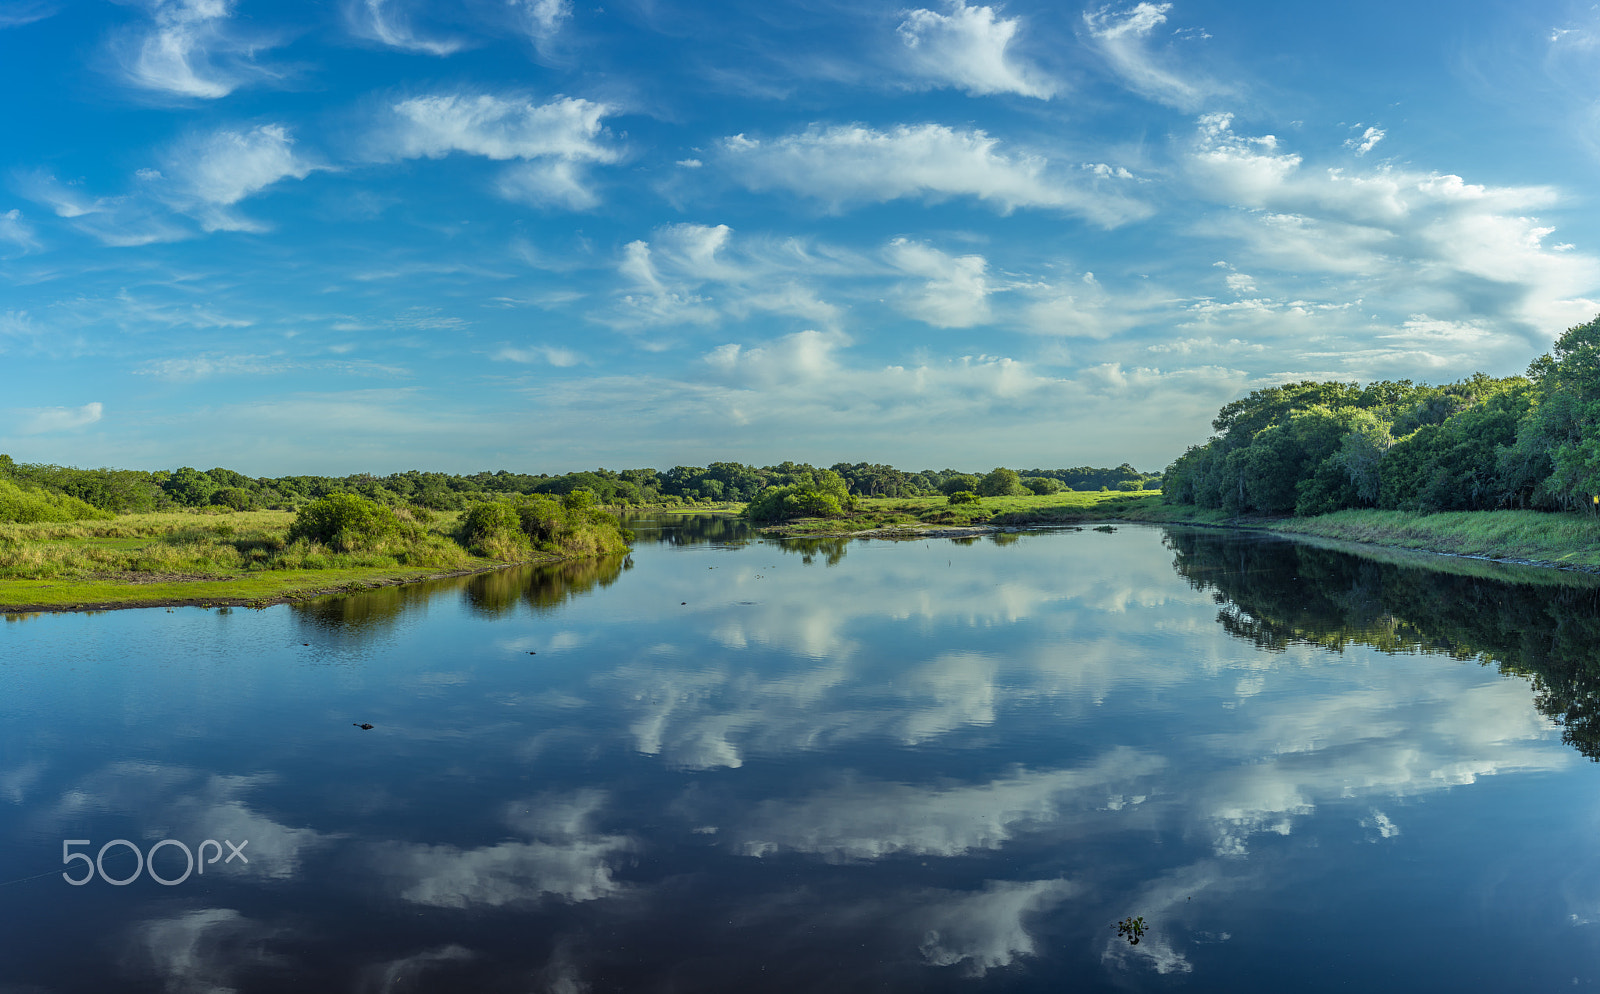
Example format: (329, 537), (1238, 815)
(1164, 351), (1565, 518)
(977, 467), (1027, 497)
(947, 490), (982, 505)
(209, 487), (254, 511)
(288, 493), (403, 552)
(0, 477), (111, 523)
(1023, 476), (1063, 495)
(938, 474), (982, 496)
(744, 469), (856, 522)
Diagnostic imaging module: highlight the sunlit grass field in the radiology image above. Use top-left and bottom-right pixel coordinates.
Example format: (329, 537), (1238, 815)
(0, 508), (500, 610)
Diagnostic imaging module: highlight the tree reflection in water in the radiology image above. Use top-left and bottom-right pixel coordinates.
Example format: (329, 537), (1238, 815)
(465, 555), (630, 616)
(1165, 526), (1600, 760)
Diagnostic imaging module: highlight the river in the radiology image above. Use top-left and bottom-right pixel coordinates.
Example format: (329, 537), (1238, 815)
(3, 513), (1600, 991)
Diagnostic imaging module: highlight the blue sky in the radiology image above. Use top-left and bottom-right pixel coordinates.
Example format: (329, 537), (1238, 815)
(3, 0), (1598, 476)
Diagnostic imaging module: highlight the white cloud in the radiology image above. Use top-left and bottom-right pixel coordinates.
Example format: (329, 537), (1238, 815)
(1082, 2), (1216, 109)
(346, 0), (465, 55)
(0, 1), (57, 28)
(112, 0), (283, 99)
(720, 124), (1150, 225)
(896, 1), (1057, 98)
(0, 208), (36, 254)
(736, 749), (1162, 859)
(494, 345), (584, 366)
(885, 237), (993, 327)
(1345, 125), (1386, 156)
(515, 0), (570, 41)
(161, 124), (317, 230)
(384, 93), (619, 209)
(131, 909), (285, 993)
(601, 224), (849, 333)
(16, 401), (102, 434)
(912, 880), (1079, 976)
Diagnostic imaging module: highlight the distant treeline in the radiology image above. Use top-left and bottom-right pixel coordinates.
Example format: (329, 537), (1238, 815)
(0, 455), (1161, 521)
(1164, 314), (1600, 516)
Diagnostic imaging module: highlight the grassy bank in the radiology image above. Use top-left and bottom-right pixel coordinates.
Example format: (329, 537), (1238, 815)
(1262, 509), (1600, 570)
(757, 490), (1163, 534)
(0, 500), (630, 612)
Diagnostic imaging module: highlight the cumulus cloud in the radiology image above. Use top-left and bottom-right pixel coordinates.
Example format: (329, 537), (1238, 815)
(346, 0), (465, 55)
(1185, 112), (1600, 347)
(896, 1), (1057, 98)
(735, 749), (1163, 859)
(912, 880), (1078, 975)
(720, 124), (1149, 225)
(884, 237), (993, 327)
(1345, 125), (1386, 156)
(383, 93), (620, 209)
(16, 401), (103, 434)
(111, 0), (284, 99)
(1082, 1), (1216, 109)
(602, 223), (849, 333)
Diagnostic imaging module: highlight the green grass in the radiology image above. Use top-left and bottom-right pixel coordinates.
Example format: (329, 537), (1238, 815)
(0, 565), (488, 611)
(757, 490), (1163, 533)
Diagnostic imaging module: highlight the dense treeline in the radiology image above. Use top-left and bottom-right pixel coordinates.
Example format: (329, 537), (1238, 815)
(0, 454), (1159, 522)
(1163, 314), (1600, 516)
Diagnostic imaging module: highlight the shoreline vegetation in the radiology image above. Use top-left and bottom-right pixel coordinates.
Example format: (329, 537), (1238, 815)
(0, 491), (631, 614)
(748, 492), (1600, 575)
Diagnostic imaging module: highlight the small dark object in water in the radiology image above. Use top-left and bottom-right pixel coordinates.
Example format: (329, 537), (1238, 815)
(1093, 525), (1116, 534)
(302, 643), (309, 646)
(1114, 916), (1146, 945)
(681, 601), (687, 605)
(354, 723), (374, 730)
(527, 651), (536, 655)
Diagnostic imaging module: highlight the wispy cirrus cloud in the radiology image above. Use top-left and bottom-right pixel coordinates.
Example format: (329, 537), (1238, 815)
(110, 0), (285, 99)
(15, 401), (103, 434)
(345, 0), (465, 55)
(0, 208), (37, 254)
(0, 0), (57, 28)
(719, 123), (1149, 225)
(896, 0), (1058, 99)
(1082, 1), (1218, 110)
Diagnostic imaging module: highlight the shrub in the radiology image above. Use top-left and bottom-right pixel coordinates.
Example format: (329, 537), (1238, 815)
(947, 490), (982, 505)
(1116, 480), (1144, 491)
(459, 500), (530, 559)
(288, 493), (402, 552)
(1023, 477), (1063, 495)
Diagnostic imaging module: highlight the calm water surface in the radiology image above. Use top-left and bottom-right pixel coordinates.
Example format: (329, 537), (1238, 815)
(5, 515), (1600, 991)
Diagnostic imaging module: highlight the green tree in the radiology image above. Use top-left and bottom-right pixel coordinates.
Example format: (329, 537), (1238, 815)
(977, 467), (1026, 497)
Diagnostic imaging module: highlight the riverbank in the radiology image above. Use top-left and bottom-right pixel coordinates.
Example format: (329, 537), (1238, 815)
(756, 493), (1600, 574)
(0, 507), (620, 613)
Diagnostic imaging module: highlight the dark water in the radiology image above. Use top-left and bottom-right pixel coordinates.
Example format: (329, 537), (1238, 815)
(6, 515), (1600, 992)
